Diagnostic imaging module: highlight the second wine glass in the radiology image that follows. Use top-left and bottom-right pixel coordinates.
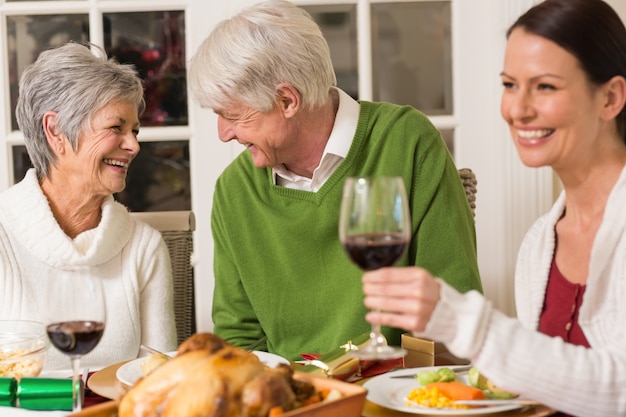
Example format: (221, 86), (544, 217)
(339, 176), (411, 360)
(44, 275), (106, 412)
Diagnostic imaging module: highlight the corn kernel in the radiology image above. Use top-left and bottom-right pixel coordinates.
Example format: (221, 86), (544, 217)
(405, 386), (470, 410)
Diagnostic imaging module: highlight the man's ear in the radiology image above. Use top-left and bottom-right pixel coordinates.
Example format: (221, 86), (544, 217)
(275, 83), (300, 118)
(42, 111), (66, 154)
(601, 75), (626, 122)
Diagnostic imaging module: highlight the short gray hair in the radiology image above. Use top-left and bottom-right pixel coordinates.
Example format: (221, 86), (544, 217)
(15, 42), (145, 179)
(188, 0), (336, 112)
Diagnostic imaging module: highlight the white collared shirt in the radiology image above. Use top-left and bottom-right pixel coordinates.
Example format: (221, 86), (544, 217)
(273, 88), (360, 192)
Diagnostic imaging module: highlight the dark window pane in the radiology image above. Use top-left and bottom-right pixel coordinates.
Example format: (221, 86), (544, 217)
(372, 2), (452, 115)
(11, 145), (33, 183)
(11, 141), (191, 212)
(104, 11), (188, 127)
(302, 5), (358, 100)
(7, 14), (89, 131)
(115, 141), (191, 212)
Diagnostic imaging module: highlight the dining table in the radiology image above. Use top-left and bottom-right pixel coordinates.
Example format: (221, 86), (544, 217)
(82, 354), (557, 417)
(0, 342), (560, 417)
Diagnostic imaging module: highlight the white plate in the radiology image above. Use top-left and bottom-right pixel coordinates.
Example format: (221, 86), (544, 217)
(116, 350), (289, 387)
(363, 366), (522, 415)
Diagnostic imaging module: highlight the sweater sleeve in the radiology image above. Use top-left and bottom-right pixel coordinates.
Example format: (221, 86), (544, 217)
(0, 225), (24, 319)
(418, 280), (626, 417)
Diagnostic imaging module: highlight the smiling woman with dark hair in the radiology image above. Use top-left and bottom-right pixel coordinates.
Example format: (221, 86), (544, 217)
(359, 0), (626, 415)
(0, 42), (176, 371)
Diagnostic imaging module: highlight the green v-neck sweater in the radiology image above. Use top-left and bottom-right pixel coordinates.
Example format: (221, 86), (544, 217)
(211, 100), (482, 361)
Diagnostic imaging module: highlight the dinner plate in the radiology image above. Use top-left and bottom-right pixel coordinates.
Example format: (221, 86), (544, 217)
(87, 360), (128, 401)
(116, 350), (290, 388)
(363, 366), (522, 415)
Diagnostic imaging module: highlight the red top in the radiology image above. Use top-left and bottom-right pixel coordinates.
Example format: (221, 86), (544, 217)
(538, 258), (590, 348)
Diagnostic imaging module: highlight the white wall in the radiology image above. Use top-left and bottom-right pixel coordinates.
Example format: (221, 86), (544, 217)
(606, 0), (626, 22)
(454, 0), (553, 317)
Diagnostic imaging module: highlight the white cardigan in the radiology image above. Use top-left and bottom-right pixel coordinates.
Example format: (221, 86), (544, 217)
(420, 166), (626, 416)
(0, 169), (177, 371)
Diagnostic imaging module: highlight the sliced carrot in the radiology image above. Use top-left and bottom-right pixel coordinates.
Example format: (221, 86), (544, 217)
(268, 406), (284, 417)
(425, 381), (487, 401)
(319, 388), (331, 399)
(300, 394), (322, 407)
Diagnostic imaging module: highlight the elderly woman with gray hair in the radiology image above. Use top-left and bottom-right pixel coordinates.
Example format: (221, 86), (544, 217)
(0, 42), (176, 371)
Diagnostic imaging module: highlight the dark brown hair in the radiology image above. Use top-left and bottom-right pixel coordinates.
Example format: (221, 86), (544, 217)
(508, 0), (626, 142)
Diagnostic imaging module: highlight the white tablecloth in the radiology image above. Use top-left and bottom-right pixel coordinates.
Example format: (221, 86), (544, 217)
(0, 408), (68, 417)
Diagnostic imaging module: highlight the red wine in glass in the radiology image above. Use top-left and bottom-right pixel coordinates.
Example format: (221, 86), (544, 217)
(47, 321), (105, 356)
(339, 176), (411, 360)
(342, 233), (408, 271)
(44, 275), (106, 412)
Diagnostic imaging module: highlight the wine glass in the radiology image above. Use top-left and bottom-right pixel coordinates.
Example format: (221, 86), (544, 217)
(339, 176), (411, 360)
(44, 275), (106, 412)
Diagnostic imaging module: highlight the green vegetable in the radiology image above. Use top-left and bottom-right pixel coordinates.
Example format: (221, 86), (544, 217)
(416, 367), (456, 385)
(416, 370), (438, 385)
(468, 367), (488, 390)
(467, 367), (518, 399)
(436, 367), (456, 382)
(484, 379), (518, 399)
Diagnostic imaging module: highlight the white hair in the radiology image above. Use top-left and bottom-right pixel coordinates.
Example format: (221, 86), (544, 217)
(188, 0), (336, 112)
(15, 42), (145, 179)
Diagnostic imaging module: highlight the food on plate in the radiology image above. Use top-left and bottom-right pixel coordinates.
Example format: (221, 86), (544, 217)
(406, 367), (520, 410)
(468, 367), (519, 399)
(426, 381), (486, 400)
(176, 331), (229, 355)
(118, 333), (342, 417)
(415, 367), (456, 385)
(138, 332), (230, 378)
(140, 352), (170, 377)
(406, 381), (485, 409)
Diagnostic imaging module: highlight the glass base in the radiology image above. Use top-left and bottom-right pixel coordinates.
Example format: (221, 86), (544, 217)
(349, 344), (406, 360)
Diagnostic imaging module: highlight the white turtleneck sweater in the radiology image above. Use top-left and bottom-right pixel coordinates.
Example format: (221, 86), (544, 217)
(0, 169), (177, 371)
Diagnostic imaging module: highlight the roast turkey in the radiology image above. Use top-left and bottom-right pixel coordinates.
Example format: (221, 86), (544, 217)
(118, 333), (312, 417)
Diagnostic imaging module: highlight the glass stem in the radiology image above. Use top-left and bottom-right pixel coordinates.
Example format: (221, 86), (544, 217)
(370, 309), (385, 345)
(71, 356), (82, 412)
(371, 325), (382, 340)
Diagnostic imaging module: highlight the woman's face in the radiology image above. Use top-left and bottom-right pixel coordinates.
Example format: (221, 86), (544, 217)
(500, 28), (608, 170)
(61, 101), (140, 197)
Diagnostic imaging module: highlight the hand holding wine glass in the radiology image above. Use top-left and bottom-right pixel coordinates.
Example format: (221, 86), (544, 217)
(339, 176), (411, 360)
(44, 275), (106, 412)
